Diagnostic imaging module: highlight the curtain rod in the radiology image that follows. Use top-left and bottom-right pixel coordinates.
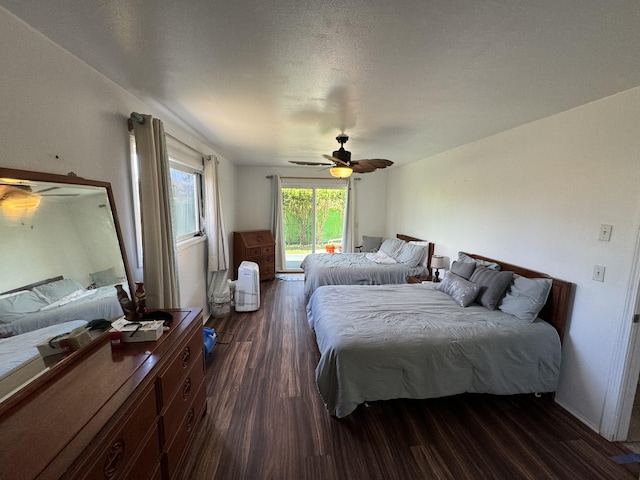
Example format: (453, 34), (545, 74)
(266, 175), (360, 181)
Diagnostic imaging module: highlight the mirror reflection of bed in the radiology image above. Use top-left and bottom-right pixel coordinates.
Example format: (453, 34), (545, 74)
(0, 169), (132, 402)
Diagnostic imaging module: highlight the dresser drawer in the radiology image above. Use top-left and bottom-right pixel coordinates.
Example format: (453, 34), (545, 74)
(260, 262), (275, 276)
(157, 329), (204, 409)
(81, 386), (158, 480)
(247, 247), (262, 257)
(125, 424), (162, 480)
(161, 352), (205, 447)
(163, 381), (206, 479)
(262, 245), (275, 255)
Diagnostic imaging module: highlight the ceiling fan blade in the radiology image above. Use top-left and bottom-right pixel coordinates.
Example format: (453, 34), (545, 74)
(322, 154), (349, 167)
(289, 161), (334, 166)
(351, 163), (376, 173)
(353, 159), (393, 169)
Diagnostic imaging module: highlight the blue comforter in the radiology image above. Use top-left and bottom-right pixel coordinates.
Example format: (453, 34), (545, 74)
(307, 283), (561, 417)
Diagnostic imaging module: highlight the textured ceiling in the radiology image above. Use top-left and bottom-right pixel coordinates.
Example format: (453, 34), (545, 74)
(2, 1), (639, 168)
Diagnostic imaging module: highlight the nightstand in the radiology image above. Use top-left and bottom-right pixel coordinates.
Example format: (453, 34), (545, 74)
(407, 275), (433, 284)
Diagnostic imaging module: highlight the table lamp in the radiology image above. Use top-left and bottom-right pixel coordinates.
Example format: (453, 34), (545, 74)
(431, 255), (446, 283)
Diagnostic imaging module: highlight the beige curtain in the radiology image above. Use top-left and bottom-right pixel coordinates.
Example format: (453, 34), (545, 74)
(204, 156), (230, 316)
(130, 112), (179, 309)
(204, 155), (228, 271)
(270, 175), (286, 271)
(341, 177), (355, 253)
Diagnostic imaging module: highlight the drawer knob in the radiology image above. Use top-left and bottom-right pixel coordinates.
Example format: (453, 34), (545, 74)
(103, 440), (125, 478)
(186, 408), (195, 432)
(181, 346), (191, 368)
(183, 377), (192, 399)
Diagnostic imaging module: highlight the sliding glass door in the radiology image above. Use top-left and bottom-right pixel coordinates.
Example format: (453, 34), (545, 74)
(281, 182), (346, 270)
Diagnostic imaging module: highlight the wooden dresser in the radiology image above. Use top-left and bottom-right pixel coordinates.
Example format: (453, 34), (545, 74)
(233, 230), (276, 281)
(0, 308), (206, 480)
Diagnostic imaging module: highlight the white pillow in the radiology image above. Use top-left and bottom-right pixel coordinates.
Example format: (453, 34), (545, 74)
(0, 290), (50, 323)
(379, 238), (405, 258)
(33, 278), (85, 303)
(458, 252), (501, 271)
(394, 242), (427, 267)
(0, 289), (27, 301)
(409, 241), (431, 268)
(90, 267), (121, 287)
(498, 274), (552, 322)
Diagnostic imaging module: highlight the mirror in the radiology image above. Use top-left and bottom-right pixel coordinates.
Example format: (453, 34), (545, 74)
(0, 168), (133, 402)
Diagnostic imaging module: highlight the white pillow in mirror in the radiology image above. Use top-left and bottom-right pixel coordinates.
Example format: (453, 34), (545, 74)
(90, 267), (120, 287)
(33, 278), (85, 303)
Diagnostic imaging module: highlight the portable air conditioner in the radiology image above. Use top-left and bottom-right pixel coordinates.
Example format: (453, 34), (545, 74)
(230, 261), (260, 312)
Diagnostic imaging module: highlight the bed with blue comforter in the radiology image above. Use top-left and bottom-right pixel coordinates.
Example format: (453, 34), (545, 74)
(300, 234), (434, 302)
(306, 252), (572, 418)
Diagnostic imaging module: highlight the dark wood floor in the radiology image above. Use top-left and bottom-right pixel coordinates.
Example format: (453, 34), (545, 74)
(177, 277), (639, 479)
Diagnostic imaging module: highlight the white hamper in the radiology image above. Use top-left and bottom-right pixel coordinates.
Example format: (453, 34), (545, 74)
(231, 261), (260, 312)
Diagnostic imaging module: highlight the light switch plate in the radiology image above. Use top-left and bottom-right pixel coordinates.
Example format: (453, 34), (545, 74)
(593, 265), (605, 282)
(599, 224), (612, 241)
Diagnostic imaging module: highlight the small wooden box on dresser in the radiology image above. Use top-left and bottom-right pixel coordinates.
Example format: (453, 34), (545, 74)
(233, 230), (276, 281)
(0, 308), (206, 480)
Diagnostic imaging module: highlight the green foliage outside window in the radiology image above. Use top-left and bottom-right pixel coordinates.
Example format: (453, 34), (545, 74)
(282, 188), (345, 251)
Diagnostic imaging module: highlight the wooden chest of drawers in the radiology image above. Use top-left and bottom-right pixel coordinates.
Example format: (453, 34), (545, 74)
(0, 308), (206, 480)
(233, 230), (276, 281)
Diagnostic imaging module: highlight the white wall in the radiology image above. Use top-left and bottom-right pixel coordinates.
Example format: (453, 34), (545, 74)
(235, 165), (389, 242)
(0, 198), (98, 291)
(0, 8), (236, 314)
(386, 86), (640, 434)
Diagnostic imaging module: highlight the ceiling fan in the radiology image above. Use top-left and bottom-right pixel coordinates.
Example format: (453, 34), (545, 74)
(0, 183), (42, 213)
(0, 179), (88, 214)
(289, 134), (393, 178)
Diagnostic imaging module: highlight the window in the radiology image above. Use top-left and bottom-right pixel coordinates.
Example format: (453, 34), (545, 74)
(169, 161), (203, 242)
(129, 135), (205, 268)
(280, 178), (347, 269)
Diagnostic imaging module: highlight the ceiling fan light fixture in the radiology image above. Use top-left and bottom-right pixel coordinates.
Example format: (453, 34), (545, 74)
(329, 166), (353, 178)
(0, 190), (41, 215)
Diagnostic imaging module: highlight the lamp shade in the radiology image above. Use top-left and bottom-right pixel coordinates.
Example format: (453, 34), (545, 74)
(329, 166), (353, 178)
(431, 255), (446, 269)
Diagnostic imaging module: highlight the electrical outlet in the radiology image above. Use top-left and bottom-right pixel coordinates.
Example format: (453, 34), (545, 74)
(593, 265), (605, 282)
(599, 224), (612, 241)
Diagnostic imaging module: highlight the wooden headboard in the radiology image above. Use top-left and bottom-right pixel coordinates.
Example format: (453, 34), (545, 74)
(1, 276), (64, 296)
(396, 234), (436, 273)
(465, 253), (573, 343)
